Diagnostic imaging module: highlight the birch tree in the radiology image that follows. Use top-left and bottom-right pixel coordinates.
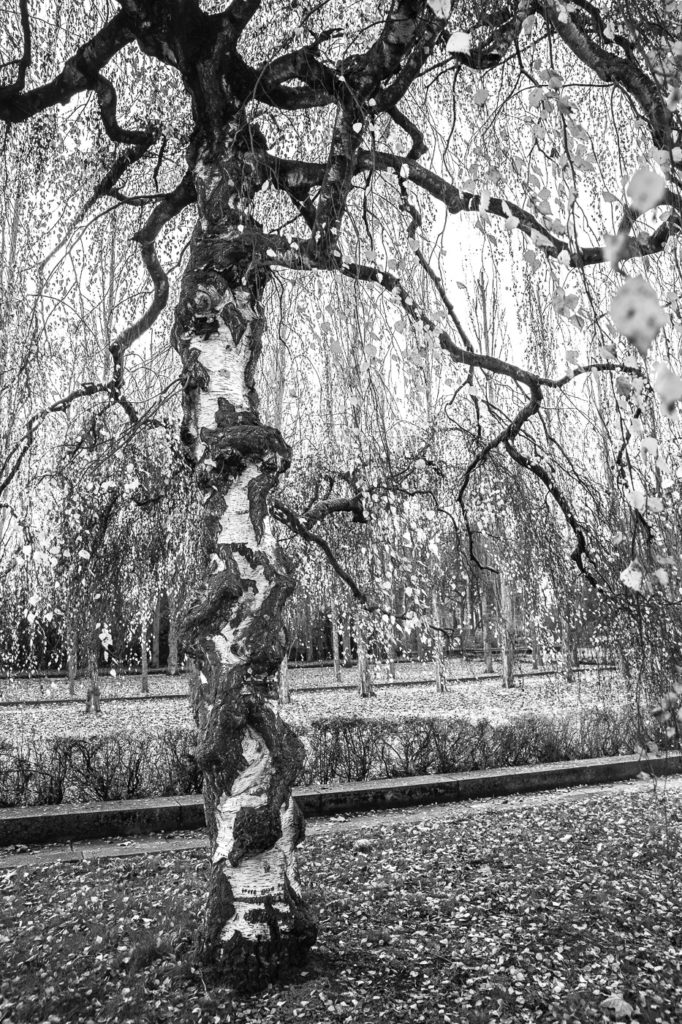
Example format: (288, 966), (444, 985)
(4, 0), (682, 989)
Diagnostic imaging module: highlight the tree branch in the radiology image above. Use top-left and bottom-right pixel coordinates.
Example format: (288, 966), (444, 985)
(0, 12), (133, 123)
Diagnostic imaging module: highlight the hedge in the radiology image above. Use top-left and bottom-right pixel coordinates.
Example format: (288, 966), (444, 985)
(0, 707), (671, 807)
(0, 728), (202, 807)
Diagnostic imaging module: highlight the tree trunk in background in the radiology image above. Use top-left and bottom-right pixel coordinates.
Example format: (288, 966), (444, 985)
(356, 621), (374, 697)
(481, 584), (494, 674)
(168, 591), (179, 676)
(499, 576), (515, 689)
(342, 617), (352, 665)
(466, 578), (476, 636)
(562, 619), (576, 688)
(330, 599), (341, 684)
(85, 647), (100, 714)
(305, 607), (314, 663)
(529, 616), (542, 670)
(140, 617), (149, 694)
(278, 653), (290, 704)
(152, 596), (161, 669)
(431, 589), (447, 693)
(172, 130), (315, 987)
(67, 630), (77, 697)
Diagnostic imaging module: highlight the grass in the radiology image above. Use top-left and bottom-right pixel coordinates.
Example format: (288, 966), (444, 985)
(1, 784), (681, 1023)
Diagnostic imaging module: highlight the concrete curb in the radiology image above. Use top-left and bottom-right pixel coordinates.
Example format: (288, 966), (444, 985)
(1, 751), (679, 848)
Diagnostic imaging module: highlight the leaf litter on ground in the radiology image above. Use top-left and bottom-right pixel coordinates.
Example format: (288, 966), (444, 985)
(1, 784), (681, 1024)
(0, 666), (623, 741)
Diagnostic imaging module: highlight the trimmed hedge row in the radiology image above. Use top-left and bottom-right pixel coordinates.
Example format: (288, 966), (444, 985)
(0, 707), (671, 807)
(301, 708), (660, 785)
(0, 728), (202, 807)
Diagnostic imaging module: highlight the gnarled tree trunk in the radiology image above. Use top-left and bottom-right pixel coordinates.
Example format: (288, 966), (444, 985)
(172, 129), (316, 988)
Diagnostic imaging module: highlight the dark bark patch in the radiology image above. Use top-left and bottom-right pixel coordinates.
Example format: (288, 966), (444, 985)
(229, 803), (280, 865)
(247, 470), (274, 542)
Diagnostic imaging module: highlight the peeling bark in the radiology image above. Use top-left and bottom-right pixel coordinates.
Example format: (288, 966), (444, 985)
(172, 129), (315, 987)
(278, 653), (290, 705)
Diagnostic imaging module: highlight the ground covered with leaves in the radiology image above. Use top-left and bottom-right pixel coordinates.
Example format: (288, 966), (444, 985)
(0, 670), (621, 740)
(0, 655), (568, 703)
(1, 784), (681, 1023)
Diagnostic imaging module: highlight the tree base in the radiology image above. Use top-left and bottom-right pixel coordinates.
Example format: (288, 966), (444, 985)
(200, 897), (317, 992)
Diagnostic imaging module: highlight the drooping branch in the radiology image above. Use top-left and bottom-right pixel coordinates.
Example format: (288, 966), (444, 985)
(109, 170), (196, 396)
(94, 74), (158, 146)
(0, 0), (31, 98)
(540, 1), (673, 150)
(0, 12), (133, 122)
(504, 437), (599, 587)
(388, 105), (428, 159)
(41, 136), (161, 267)
(273, 499), (375, 608)
(0, 381), (116, 499)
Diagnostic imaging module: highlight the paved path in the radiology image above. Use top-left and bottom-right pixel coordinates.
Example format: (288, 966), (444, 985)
(2, 773), (680, 871)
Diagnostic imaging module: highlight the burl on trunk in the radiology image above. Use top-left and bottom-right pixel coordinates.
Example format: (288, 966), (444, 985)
(172, 132), (316, 989)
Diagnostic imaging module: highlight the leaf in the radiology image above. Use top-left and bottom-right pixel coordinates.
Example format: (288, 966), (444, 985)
(626, 167), (667, 213)
(610, 277), (668, 354)
(446, 31), (471, 54)
(654, 363), (682, 407)
(619, 561), (643, 591)
(426, 0), (451, 16)
(600, 994), (634, 1019)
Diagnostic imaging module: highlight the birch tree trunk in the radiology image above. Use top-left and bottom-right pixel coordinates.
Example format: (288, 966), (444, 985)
(499, 575), (515, 689)
(431, 589), (447, 693)
(85, 646), (100, 714)
(140, 617), (149, 695)
(330, 598), (341, 684)
(342, 617), (352, 665)
(172, 129), (315, 986)
(356, 620), (374, 698)
(480, 584), (494, 674)
(562, 619), (576, 687)
(151, 596), (161, 669)
(278, 653), (290, 705)
(167, 591), (179, 676)
(67, 629), (77, 697)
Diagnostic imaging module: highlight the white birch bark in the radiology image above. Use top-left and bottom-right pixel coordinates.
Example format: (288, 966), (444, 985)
(172, 137), (315, 986)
